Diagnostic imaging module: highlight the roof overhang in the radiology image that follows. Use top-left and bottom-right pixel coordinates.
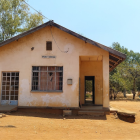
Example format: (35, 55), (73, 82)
(109, 53), (125, 72)
(0, 21), (126, 71)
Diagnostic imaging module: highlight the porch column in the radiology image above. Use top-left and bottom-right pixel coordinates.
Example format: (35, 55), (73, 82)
(103, 53), (109, 108)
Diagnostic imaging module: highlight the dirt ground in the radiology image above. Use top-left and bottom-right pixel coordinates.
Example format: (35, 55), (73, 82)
(0, 101), (140, 140)
(116, 92), (140, 100)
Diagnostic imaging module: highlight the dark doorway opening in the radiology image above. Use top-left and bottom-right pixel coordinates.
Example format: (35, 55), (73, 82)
(85, 76), (95, 105)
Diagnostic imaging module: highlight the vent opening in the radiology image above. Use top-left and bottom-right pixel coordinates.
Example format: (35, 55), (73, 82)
(46, 41), (52, 50)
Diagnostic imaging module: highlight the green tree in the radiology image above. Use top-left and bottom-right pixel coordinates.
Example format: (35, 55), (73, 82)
(86, 80), (92, 92)
(0, 0), (44, 42)
(110, 43), (131, 93)
(127, 61), (140, 99)
(110, 42), (140, 99)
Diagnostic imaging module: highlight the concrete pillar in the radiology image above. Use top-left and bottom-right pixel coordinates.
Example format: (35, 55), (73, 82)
(103, 53), (109, 108)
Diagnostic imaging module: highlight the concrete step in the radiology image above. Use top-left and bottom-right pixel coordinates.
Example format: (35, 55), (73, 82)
(0, 106), (17, 113)
(0, 113), (6, 118)
(79, 107), (104, 111)
(78, 111), (105, 116)
(82, 104), (95, 106)
(11, 107), (18, 112)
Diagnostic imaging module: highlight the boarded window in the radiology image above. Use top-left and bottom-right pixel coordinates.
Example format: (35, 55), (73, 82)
(32, 66), (63, 91)
(46, 41), (52, 50)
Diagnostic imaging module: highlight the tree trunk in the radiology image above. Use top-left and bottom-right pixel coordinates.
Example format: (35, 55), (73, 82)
(133, 78), (136, 100)
(114, 91), (117, 100)
(110, 89), (113, 100)
(133, 93), (136, 99)
(123, 89), (126, 98)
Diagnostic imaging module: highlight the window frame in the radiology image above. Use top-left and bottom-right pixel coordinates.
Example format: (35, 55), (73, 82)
(1, 71), (19, 102)
(46, 41), (52, 51)
(31, 66), (63, 92)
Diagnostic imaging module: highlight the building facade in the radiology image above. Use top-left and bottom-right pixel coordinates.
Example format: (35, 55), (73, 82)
(0, 21), (126, 109)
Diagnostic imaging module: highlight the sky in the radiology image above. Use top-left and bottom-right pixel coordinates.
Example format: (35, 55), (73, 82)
(28, 0), (140, 53)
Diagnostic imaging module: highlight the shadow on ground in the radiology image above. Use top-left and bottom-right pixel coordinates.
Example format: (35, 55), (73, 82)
(110, 99), (140, 102)
(6, 111), (107, 120)
(0, 125), (16, 128)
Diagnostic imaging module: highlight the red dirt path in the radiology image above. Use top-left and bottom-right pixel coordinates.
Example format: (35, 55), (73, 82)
(0, 101), (140, 140)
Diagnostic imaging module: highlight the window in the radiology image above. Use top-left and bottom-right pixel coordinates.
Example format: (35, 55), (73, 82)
(46, 41), (52, 50)
(32, 66), (63, 91)
(1, 72), (19, 101)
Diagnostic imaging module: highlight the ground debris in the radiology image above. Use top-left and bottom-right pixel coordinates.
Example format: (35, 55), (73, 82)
(113, 112), (118, 119)
(0, 125), (16, 128)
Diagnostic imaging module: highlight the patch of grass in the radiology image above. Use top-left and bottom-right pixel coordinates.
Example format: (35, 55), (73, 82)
(86, 94), (92, 99)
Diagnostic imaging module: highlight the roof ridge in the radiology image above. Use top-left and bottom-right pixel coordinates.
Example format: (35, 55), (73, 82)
(0, 20), (126, 59)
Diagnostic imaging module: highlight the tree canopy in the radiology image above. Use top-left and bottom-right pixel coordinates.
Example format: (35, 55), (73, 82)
(110, 42), (140, 99)
(0, 0), (44, 42)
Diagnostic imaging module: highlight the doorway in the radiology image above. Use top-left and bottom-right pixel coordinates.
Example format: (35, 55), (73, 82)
(85, 76), (95, 104)
(1, 72), (19, 105)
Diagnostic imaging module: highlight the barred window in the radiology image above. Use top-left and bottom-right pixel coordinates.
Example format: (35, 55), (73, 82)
(32, 66), (63, 91)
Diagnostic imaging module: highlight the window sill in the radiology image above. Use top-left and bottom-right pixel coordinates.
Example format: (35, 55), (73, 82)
(31, 90), (63, 93)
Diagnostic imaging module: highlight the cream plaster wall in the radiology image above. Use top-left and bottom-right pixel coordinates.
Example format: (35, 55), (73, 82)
(0, 25), (109, 108)
(80, 61), (103, 105)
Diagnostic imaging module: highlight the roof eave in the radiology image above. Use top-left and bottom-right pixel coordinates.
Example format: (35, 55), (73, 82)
(0, 21), (126, 62)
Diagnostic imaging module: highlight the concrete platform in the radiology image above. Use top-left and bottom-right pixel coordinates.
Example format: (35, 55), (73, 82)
(78, 105), (109, 116)
(110, 107), (136, 115)
(110, 106), (136, 123)
(0, 105), (17, 113)
(78, 111), (104, 116)
(110, 107), (118, 113)
(117, 109), (136, 115)
(80, 106), (104, 111)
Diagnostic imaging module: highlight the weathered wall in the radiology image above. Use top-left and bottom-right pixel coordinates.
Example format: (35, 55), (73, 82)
(103, 54), (109, 108)
(0, 25), (109, 108)
(80, 61), (103, 105)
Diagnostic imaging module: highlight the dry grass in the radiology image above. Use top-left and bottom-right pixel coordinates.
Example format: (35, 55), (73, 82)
(112, 92), (140, 101)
